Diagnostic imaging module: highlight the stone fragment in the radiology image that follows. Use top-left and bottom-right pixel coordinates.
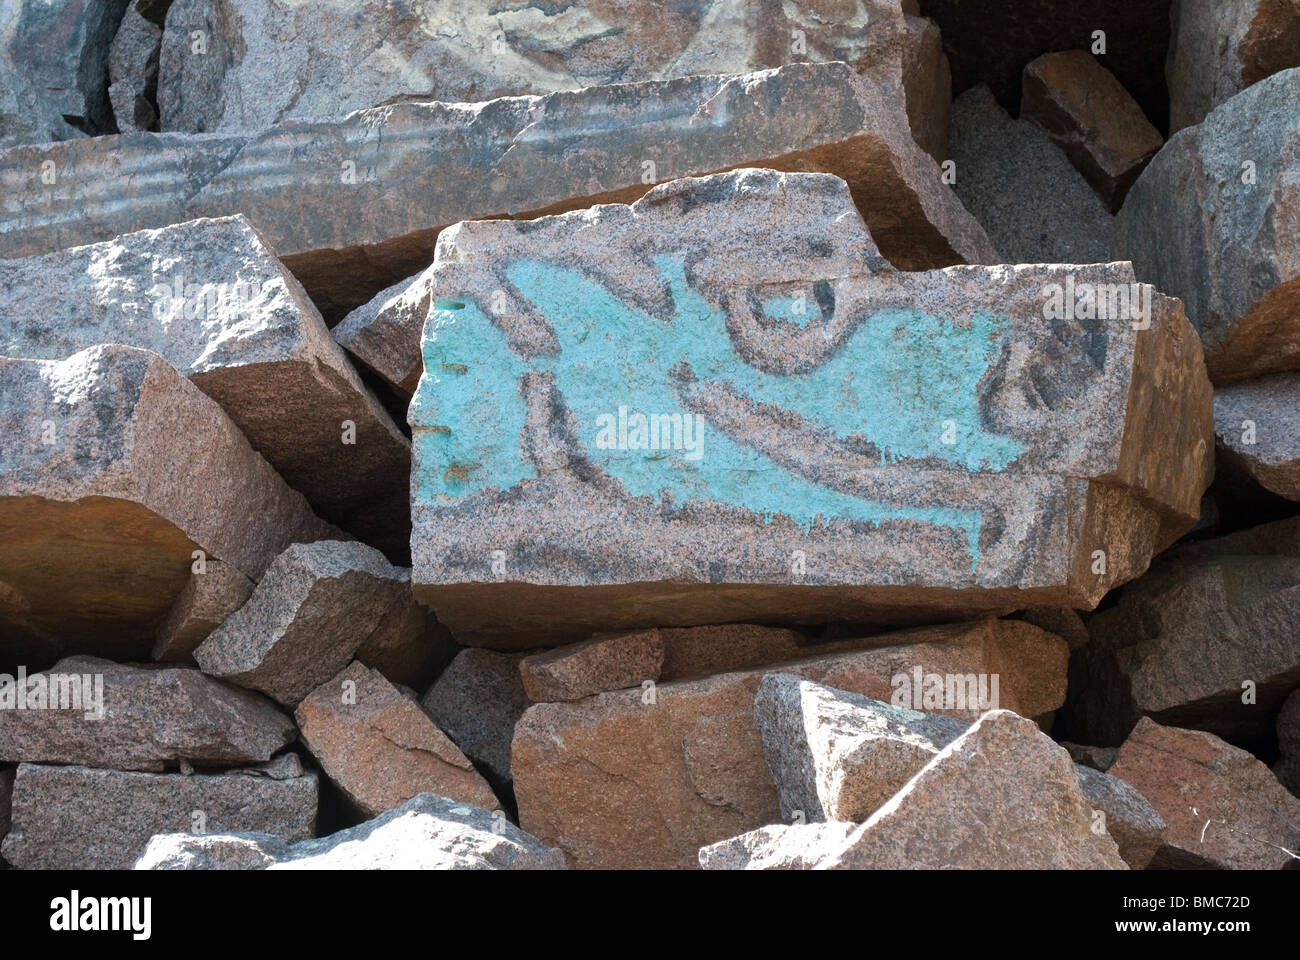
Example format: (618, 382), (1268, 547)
(901, 13), (951, 163)
(0, 761), (317, 870)
(1066, 519), (1300, 744)
(1274, 689), (1300, 795)
(295, 661), (497, 817)
(815, 711), (1127, 869)
(948, 85), (1113, 263)
(333, 272), (430, 398)
(354, 595), (457, 692)
(1108, 717), (1300, 869)
(109, 0), (164, 133)
(754, 673), (967, 823)
(0, 0), (130, 147)
(512, 619), (1068, 869)
(1074, 764), (1167, 869)
(659, 625), (836, 681)
(0, 61), (995, 321)
(136, 793), (565, 870)
(0, 345), (333, 661)
(1167, 0), (1300, 133)
(1214, 374), (1300, 501)
(1115, 69), (1300, 384)
(194, 541), (411, 707)
(0, 767), (12, 844)
(0, 656), (295, 772)
(1061, 742), (1118, 771)
(411, 168), (1211, 643)
(698, 822), (858, 871)
(1021, 51), (1163, 212)
(0, 215), (411, 557)
(1017, 608), (1091, 650)
(152, 560), (253, 663)
(519, 632), (665, 703)
(420, 649), (532, 789)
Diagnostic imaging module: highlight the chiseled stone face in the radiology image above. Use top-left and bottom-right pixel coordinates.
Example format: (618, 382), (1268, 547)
(409, 169), (1212, 644)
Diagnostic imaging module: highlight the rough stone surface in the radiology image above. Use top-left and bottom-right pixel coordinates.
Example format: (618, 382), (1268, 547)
(1067, 518), (1300, 744)
(1115, 69), (1300, 384)
(520, 632), (665, 703)
(658, 624), (848, 681)
(948, 85), (1113, 263)
(816, 710), (1128, 869)
(0, 215), (411, 558)
(420, 649), (532, 789)
(0, 767), (12, 844)
(512, 620), (1068, 869)
(1021, 51), (1163, 212)
(136, 793), (565, 870)
(1074, 764), (1167, 869)
(901, 13), (951, 162)
(1018, 608), (1091, 651)
(354, 593), (457, 693)
(1061, 742), (1118, 772)
(0, 344), (334, 662)
(698, 821), (858, 870)
(0, 761), (318, 870)
(0, 656), (295, 772)
(0, 0), (131, 148)
(296, 661), (498, 817)
(0, 61), (995, 322)
(152, 559), (253, 663)
(1214, 374), (1300, 501)
(109, 1), (164, 133)
(1167, 0), (1300, 134)
(411, 169), (1211, 643)
(1108, 717), (1300, 870)
(1274, 688), (1300, 795)
(333, 272), (429, 398)
(754, 673), (967, 823)
(194, 541), (411, 707)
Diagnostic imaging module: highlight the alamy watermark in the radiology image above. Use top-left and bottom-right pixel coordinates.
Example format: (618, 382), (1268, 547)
(0, 666), (105, 720)
(891, 667), (999, 712)
(147, 274), (279, 322)
(1042, 275), (1151, 329)
(594, 405), (705, 461)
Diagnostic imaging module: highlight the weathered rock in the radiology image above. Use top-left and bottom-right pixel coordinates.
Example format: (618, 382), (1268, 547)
(513, 619), (1068, 869)
(754, 673), (967, 823)
(948, 85), (1113, 264)
(1017, 608), (1091, 651)
(698, 821), (858, 870)
(411, 168), (1211, 643)
(0, 761), (318, 870)
(0, 215), (411, 558)
(0, 767), (12, 844)
(108, 1), (164, 133)
(1066, 519), (1300, 744)
(0, 656), (294, 772)
(1214, 374), (1300, 501)
(296, 661), (498, 817)
(1274, 688), (1300, 795)
(659, 625), (839, 681)
(0, 0), (131, 147)
(1074, 764), (1167, 869)
(1021, 51), (1163, 212)
(1108, 717), (1300, 869)
(152, 559), (253, 663)
(333, 273), (430, 398)
(354, 593), (457, 693)
(194, 541), (411, 707)
(901, 13), (951, 163)
(918, 0), (1173, 133)
(520, 632), (665, 703)
(0, 345), (333, 662)
(816, 710), (1128, 869)
(136, 793), (565, 870)
(420, 649), (532, 789)
(1061, 742), (1118, 772)
(1167, 0), (1300, 134)
(1115, 69), (1300, 384)
(0, 61), (994, 321)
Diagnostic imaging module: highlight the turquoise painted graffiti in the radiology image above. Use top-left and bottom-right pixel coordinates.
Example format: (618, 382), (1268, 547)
(413, 256), (1024, 570)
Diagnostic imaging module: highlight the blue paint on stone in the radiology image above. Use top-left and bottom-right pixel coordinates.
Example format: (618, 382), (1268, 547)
(412, 256), (1025, 570)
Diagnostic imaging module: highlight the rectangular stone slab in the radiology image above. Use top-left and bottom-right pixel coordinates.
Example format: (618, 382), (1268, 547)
(0, 215), (411, 560)
(0, 61), (995, 320)
(409, 169), (1212, 645)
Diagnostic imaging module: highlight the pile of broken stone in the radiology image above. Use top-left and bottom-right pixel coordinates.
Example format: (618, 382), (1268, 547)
(1, 1), (1299, 871)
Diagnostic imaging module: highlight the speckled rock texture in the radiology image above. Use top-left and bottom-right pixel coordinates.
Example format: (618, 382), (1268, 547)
(410, 168), (1211, 643)
(135, 793), (566, 870)
(1115, 68), (1300, 385)
(194, 541), (412, 707)
(1, 760), (318, 870)
(152, 559), (253, 663)
(108, 0), (165, 133)
(1167, 0), (1300, 133)
(0, 344), (334, 663)
(0, 215), (411, 558)
(520, 632), (665, 703)
(1108, 717), (1300, 870)
(0, 656), (294, 772)
(699, 821), (858, 870)
(1274, 689), (1300, 795)
(295, 661), (498, 817)
(0, 60), (991, 322)
(511, 619), (1067, 869)
(1214, 374), (1300, 501)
